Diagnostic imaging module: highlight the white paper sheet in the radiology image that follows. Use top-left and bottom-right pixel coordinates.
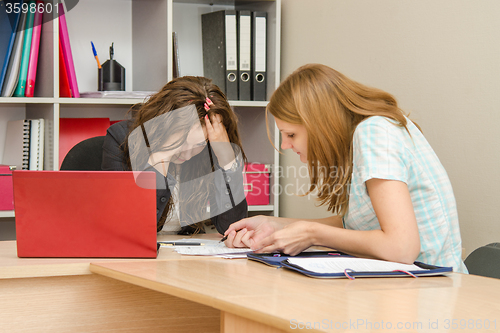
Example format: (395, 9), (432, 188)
(286, 257), (425, 274)
(163, 238), (252, 257)
(175, 245), (252, 256)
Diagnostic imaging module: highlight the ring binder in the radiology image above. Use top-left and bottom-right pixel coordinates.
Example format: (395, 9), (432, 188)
(202, 10), (239, 100)
(28, 119), (44, 170)
(238, 11), (252, 101)
(1, 11), (26, 97)
(13, 0), (36, 97)
(3, 120), (31, 170)
(25, 1), (44, 98)
(0, 8), (21, 94)
(252, 12), (267, 101)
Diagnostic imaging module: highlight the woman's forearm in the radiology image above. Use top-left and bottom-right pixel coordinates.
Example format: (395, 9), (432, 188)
(309, 223), (420, 264)
(265, 215), (343, 228)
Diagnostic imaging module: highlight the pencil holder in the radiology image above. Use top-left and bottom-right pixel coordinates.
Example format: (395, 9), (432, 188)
(98, 60), (125, 91)
(98, 68), (103, 91)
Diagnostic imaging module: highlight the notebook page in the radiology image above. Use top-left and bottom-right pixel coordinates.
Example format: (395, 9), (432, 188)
(287, 257), (425, 274)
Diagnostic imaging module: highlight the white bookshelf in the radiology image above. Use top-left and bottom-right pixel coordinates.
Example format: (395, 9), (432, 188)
(0, 0), (281, 218)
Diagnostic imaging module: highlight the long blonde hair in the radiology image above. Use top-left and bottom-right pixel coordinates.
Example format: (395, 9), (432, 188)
(267, 64), (413, 215)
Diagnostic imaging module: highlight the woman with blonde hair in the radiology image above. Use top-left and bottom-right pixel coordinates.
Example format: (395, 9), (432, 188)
(224, 64), (467, 273)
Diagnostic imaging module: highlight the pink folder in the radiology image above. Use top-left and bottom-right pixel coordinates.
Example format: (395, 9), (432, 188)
(0, 165), (14, 210)
(58, 3), (79, 98)
(25, 1), (43, 97)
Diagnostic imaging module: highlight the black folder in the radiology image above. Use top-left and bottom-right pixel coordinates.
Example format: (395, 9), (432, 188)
(252, 12), (267, 101)
(237, 11), (251, 101)
(202, 10), (238, 100)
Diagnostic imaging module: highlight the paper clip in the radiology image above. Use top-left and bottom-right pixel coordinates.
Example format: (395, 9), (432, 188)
(344, 269), (356, 280)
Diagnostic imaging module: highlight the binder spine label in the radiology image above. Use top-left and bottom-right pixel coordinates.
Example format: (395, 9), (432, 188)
(255, 17), (266, 72)
(239, 15), (251, 71)
(225, 15), (237, 71)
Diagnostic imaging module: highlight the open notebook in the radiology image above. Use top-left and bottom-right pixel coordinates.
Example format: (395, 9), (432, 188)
(248, 252), (452, 279)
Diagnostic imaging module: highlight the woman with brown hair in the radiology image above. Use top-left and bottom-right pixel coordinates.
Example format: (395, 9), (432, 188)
(224, 64), (467, 273)
(102, 76), (247, 235)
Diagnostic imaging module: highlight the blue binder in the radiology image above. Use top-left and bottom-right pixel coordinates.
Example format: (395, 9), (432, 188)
(248, 251), (347, 267)
(2, 11), (27, 97)
(248, 252), (453, 279)
(0, 8), (22, 93)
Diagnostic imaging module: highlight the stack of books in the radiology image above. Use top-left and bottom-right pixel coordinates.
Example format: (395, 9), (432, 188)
(1, 0), (44, 97)
(0, 1), (79, 98)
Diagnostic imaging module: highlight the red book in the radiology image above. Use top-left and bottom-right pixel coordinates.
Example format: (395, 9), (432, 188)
(59, 39), (71, 97)
(59, 118), (111, 168)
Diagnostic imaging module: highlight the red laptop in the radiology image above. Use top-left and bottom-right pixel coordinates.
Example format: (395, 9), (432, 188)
(13, 171), (158, 258)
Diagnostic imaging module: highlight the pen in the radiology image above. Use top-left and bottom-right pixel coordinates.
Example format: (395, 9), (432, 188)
(91, 41), (101, 69)
(219, 228), (243, 243)
(158, 242), (205, 246)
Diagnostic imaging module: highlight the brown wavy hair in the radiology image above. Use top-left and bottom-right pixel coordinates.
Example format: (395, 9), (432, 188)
(267, 64), (416, 216)
(122, 76), (246, 231)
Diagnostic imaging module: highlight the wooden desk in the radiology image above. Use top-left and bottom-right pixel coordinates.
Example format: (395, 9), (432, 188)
(2, 237), (500, 333)
(0, 236), (222, 333)
(0, 234), (221, 279)
(90, 260), (500, 333)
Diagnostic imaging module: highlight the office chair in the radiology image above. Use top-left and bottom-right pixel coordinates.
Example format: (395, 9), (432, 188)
(464, 242), (500, 279)
(60, 136), (106, 171)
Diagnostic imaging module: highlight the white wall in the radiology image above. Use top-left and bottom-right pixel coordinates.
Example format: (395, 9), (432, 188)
(279, 0), (500, 256)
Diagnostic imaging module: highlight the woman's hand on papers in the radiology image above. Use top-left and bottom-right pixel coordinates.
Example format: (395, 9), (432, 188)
(225, 217), (316, 255)
(252, 221), (316, 256)
(224, 215), (284, 249)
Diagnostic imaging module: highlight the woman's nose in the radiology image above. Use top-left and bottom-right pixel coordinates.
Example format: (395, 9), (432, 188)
(281, 136), (292, 150)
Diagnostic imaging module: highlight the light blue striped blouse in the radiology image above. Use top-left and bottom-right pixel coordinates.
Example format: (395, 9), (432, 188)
(344, 116), (467, 273)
